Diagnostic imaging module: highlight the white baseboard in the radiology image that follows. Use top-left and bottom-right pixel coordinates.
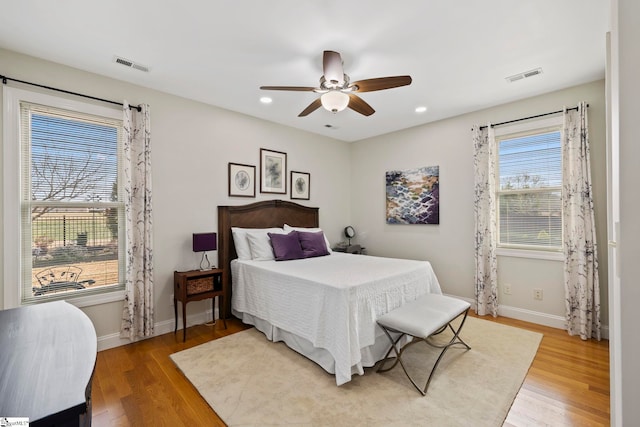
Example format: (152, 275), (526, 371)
(97, 308), (218, 352)
(498, 304), (566, 328)
(97, 297), (610, 351)
(445, 294), (609, 340)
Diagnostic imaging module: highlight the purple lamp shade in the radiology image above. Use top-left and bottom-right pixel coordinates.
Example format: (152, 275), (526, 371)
(193, 232), (217, 252)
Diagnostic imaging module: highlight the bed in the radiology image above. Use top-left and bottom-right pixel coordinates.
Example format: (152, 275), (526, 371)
(217, 200), (442, 385)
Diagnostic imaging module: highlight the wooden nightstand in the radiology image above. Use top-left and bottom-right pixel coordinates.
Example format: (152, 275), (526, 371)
(174, 268), (227, 342)
(332, 244), (366, 254)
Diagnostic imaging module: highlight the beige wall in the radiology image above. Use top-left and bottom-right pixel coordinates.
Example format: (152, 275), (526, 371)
(350, 80), (608, 329)
(0, 48), (351, 342)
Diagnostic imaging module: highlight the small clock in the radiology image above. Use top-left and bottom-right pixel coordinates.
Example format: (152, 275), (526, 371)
(344, 226), (355, 245)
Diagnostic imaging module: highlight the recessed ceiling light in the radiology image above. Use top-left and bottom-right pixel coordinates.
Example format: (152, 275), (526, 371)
(415, 106), (428, 113)
(260, 97), (272, 104)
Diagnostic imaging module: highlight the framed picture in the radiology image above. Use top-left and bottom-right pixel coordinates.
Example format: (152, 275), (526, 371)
(228, 163), (256, 197)
(290, 171), (310, 200)
(260, 148), (287, 194)
(386, 165), (439, 224)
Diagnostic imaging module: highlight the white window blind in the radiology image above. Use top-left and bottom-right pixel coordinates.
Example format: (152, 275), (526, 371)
(19, 101), (125, 304)
(497, 129), (562, 250)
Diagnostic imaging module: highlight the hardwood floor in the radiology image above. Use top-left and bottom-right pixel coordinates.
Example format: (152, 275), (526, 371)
(474, 314), (610, 427)
(91, 315), (610, 426)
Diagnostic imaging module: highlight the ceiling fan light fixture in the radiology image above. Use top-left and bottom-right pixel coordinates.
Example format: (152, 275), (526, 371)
(321, 91), (349, 113)
(260, 51), (411, 117)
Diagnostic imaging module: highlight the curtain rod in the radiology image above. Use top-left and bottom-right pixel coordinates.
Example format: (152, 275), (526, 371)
(477, 104), (588, 131)
(1, 74), (141, 112)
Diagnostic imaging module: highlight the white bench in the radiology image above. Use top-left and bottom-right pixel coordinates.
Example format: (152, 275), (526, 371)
(376, 293), (471, 395)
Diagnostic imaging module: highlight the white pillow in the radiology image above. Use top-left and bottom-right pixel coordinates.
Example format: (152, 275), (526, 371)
(231, 228), (251, 260)
(246, 229), (286, 261)
(283, 224), (333, 253)
(231, 227), (283, 260)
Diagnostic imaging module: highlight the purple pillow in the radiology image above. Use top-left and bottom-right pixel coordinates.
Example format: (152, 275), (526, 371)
(268, 231), (304, 261)
(298, 231), (330, 258)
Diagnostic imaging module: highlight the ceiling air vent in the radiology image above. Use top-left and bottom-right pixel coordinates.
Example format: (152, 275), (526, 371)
(113, 55), (150, 72)
(505, 67), (542, 83)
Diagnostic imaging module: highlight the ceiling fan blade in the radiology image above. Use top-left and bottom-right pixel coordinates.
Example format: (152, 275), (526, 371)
(260, 86), (317, 91)
(347, 94), (375, 116)
(323, 51), (344, 86)
(350, 76), (412, 92)
(298, 98), (322, 117)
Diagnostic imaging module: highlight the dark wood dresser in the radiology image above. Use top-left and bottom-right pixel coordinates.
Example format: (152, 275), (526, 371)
(0, 301), (97, 426)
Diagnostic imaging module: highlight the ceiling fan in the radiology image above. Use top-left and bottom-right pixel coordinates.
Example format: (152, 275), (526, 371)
(260, 50), (412, 117)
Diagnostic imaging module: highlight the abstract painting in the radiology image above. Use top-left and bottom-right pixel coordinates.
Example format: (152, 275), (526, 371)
(386, 166), (439, 224)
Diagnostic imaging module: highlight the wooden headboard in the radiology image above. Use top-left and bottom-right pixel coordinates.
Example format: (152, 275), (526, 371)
(217, 200), (319, 318)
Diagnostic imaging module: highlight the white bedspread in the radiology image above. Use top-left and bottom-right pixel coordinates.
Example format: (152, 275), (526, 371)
(231, 252), (442, 385)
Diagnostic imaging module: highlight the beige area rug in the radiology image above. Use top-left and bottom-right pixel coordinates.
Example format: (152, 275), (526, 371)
(170, 317), (542, 427)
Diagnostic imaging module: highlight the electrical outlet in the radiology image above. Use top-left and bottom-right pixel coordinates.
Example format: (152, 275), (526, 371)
(503, 283), (512, 295)
(533, 288), (543, 300)
(170, 293), (174, 306)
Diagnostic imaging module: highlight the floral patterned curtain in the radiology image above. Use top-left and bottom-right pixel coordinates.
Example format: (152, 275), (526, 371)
(472, 125), (498, 316)
(562, 102), (600, 340)
(120, 102), (154, 339)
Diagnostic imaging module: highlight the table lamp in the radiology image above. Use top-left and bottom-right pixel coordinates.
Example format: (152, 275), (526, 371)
(193, 232), (216, 270)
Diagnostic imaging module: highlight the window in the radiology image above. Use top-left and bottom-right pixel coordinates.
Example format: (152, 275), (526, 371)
(4, 87), (125, 306)
(495, 118), (563, 253)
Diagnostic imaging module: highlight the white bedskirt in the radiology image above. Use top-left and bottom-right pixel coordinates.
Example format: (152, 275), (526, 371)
(231, 252), (442, 385)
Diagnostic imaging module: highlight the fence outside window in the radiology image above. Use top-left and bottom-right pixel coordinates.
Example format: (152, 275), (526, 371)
(30, 210), (119, 295)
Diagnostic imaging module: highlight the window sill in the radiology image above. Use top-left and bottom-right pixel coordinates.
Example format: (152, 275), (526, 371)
(66, 289), (126, 308)
(21, 289), (126, 309)
(496, 247), (563, 261)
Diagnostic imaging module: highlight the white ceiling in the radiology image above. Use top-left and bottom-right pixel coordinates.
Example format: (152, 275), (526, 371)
(0, 1), (609, 142)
